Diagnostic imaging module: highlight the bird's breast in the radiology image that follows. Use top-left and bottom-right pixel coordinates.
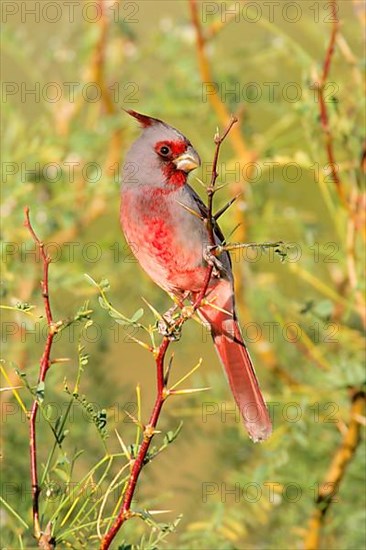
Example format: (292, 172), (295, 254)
(120, 187), (206, 292)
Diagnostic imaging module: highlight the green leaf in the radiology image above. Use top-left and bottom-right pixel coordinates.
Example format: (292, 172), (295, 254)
(108, 309), (121, 319)
(54, 466), (70, 483)
(131, 308), (144, 323)
(313, 299), (333, 319)
(98, 296), (108, 310)
(163, 421), (183, 446)
(99, 278), (110, 291)
(114, 318), (131, 326)
(15, 301), (34, 312)
(36, 381), (45, 403)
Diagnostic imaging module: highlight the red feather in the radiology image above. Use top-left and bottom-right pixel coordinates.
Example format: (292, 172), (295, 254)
(198, 279), (272, 442)
(124, 109), (163, 128)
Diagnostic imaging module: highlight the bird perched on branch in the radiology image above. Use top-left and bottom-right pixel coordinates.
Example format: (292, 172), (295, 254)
(120, 110), (272, 442)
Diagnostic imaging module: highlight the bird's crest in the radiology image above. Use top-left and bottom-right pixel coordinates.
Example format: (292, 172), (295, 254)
(124, 109), (163, 128)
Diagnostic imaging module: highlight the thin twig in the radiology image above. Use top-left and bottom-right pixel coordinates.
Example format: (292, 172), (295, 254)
(315, 0), (347, 206)
(100, 119), (237, 549)
(192, 117), (238, 310)
(206, 2), (243, 38)
(94, 0), (124, 175)
(211, 241), (286, 255)
(188, 0), (260, 333)
(345, 187), (366, 327)
(24, 207), (57, 548)
(304, 390), (365, 550)
(188, 0), (252, 164)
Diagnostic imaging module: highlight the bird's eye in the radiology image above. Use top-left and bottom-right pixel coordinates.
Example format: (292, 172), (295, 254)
(159, 145), (171, 156)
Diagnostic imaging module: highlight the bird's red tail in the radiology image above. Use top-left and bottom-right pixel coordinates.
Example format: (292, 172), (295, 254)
(199, 279), (272, 442)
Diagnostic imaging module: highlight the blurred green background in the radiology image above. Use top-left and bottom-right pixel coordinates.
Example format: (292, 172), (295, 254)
(1, 1), (365, 549)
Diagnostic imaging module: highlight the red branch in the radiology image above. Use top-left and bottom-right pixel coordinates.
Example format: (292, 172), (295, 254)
(100, 117), (238, 549)
(192, 116), (238, 309)
(99, 340), (168, 549)
(316, 0), (347, 206)
(24, 207), (56, 545)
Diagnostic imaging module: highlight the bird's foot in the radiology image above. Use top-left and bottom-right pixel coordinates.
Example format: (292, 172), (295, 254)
(157, 305), (182, 341)
(157, 291), (193, 340)
(203, 245), (224, 278)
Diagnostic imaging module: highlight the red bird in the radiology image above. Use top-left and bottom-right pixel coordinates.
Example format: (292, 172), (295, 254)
(120, 110), (272, 442)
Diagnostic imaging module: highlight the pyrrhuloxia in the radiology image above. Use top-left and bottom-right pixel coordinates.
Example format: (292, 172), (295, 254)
(120, 110), (272, 442)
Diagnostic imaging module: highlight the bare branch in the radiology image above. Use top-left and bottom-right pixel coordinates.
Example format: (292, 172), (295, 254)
(315, 0), (347, 206)
(304, 390), (366, 549)
(24, 207), (57, 545)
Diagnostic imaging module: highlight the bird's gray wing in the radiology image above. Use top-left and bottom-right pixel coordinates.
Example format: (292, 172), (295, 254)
(185, 184), (233, 277)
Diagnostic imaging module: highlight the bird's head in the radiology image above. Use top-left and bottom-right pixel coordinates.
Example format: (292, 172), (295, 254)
(123, 110), (201, 189)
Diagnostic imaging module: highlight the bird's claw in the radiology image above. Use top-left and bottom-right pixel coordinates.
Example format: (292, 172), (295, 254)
(157, 307), (182, 341)
(157, 319), (182, 341)
(203, 245), (224, 277)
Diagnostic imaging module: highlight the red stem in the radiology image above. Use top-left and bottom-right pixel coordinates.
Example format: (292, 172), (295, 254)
(193, 116), (238, 308)
(317, 0), (346, 206)
(99, 339), (168, 549)
(24, 207), (56, 540)
(100, 118), (238, 549)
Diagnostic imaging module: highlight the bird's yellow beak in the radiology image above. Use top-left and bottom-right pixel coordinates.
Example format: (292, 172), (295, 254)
(173, 147), (201, 173)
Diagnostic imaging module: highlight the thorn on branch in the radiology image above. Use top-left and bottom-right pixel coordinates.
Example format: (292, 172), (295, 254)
(163, 353), (174, 385)
(214, 193), (241, 220)
(206, 241), (290, 263)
